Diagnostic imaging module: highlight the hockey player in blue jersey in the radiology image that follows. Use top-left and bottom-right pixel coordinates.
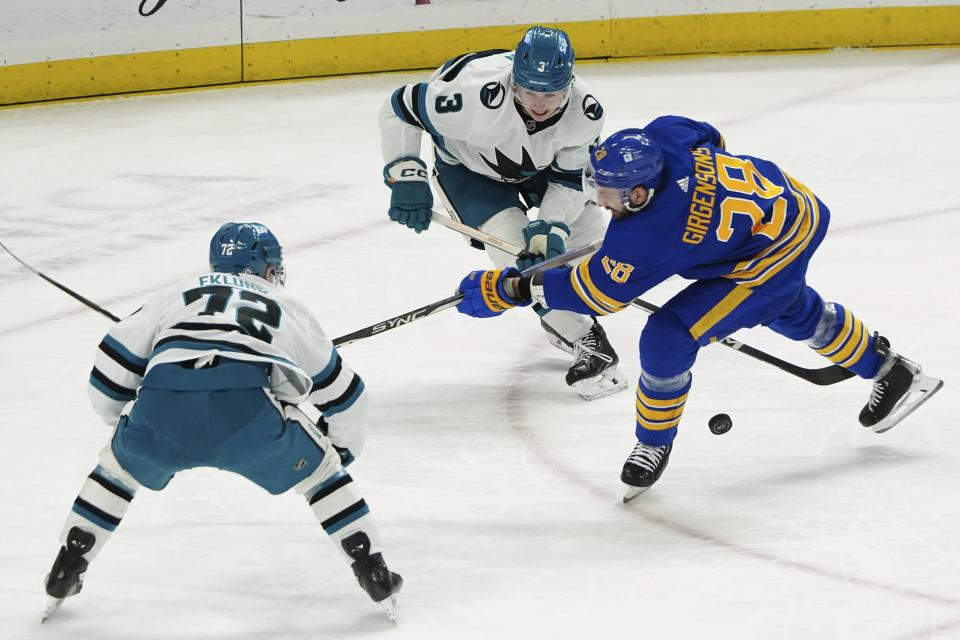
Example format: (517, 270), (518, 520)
(41, 222), (402, 622)
(379, 25), (627, 400)
(454, 117), (943, 501)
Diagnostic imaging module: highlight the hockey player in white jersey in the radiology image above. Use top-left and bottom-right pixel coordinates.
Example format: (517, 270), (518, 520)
(41, 222), (402, 622)
(379, 25), (626, 400)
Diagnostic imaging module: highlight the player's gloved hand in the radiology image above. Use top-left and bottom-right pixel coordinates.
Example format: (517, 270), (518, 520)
(316, 416), (355, 466)
(516, 219), (571, 270)
(383, 156), (433, 233)
(456, 268), (531, 318)
(334, 445), (355, 467)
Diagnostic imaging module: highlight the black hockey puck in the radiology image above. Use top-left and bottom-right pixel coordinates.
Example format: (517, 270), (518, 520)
(708, 413), (733, 435)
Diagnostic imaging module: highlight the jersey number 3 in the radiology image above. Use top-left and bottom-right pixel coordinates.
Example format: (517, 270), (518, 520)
(183, 286), (282, 343)
(435, 93), (463, 113)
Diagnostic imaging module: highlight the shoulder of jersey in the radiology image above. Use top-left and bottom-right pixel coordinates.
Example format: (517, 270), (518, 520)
(432, 51), (513, 109)
(569, 76), (604, 124)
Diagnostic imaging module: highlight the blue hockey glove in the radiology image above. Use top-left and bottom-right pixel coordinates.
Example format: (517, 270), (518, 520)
(383, 156), (433, 233)
(516, 219), (571, 270)
(456, 268), (531, 318)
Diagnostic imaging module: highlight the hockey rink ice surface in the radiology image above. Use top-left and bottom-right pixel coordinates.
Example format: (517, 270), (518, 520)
(1, 47), (959, 640)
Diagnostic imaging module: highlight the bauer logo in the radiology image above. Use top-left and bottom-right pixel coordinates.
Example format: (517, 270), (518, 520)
(295, 458), (307, 471)
(582, 95), (603, 121)
(481, 82), (505, 109)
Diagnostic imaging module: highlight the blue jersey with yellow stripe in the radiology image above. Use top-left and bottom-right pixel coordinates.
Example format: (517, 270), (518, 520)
(542, 115), (830, 316)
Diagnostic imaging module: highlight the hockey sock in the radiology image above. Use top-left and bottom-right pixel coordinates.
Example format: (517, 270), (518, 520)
(60, 462), (139, 562)
(301, 465), (383, 562)
(808, 303), (884, 379)
(635, 370), (691, 447)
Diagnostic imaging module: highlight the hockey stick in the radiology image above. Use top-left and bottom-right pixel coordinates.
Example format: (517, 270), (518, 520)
(629, 298), (855, 386)
(0, 238), (122, 322)
(332, 238), (602, 347)
(429, 211), (856, 386)
(2, 231), (600, 348)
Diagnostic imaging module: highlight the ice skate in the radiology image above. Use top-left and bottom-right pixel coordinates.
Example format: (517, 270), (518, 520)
(859, 337), (943, 434)
(41, 526), (96, 623)
(621, 442), (672, 503)
(565, 322), (627, 400)
(342, 531), (403, 622)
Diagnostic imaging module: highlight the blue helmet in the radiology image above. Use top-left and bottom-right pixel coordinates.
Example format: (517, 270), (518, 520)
(585, 128), (665, 211)
(209, 222), (285, 286)
(512, 26), (575, 93)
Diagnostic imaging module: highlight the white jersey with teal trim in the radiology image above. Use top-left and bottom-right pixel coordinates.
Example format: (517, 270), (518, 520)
(379, 50), (606, 222)
(87, 272), (368, 456)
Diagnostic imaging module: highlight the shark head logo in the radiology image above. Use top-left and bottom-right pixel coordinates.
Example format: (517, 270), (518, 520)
(481, 81), (505, 109)
(582, 95), (603, 121)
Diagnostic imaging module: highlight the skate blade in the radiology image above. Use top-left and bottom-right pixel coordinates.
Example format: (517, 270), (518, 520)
(622, 485), (650, 503)
(379, 594), (399, 623)
(572, 366), (628, 401)
(872, 374), (944, 434)
(41, 597), (64, 623)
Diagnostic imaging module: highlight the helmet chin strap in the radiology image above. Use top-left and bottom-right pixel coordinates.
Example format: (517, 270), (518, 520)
(624, 188), (655, 213)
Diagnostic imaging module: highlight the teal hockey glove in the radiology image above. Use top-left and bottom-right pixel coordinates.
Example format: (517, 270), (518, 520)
(334, 445), (355, 467)
(383, 157), (433, 233)
(456, 268), (531, 318)
(318, 416), (355, 466)
(517, 220), (571, 270)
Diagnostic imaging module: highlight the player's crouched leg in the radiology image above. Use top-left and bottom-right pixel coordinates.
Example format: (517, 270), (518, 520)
(770, 287), (942, 433)
(44, 442), (141, 618)
(286, 406), (403, 615)
(622, 309), (697, 501)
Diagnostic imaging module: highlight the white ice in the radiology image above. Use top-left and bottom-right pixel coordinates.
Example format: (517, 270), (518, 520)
(1, 47), (959, 640)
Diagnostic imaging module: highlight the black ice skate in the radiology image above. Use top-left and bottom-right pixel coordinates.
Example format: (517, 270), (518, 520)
(565, 322), (628, 401)
(42, 526), (96, 623)
(858, 335), (943, 434)
(342, 531), (403, 622)
(621, 442), (673, 503)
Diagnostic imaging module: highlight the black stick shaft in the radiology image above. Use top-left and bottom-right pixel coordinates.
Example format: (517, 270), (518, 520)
(331, 240), (600, 347)
(630, 298), (855, 386)
(426, 222), (856, 387)
(1, 239), (121, 322)
(36, 272), (121, 322)
(333, 294), (462, 347)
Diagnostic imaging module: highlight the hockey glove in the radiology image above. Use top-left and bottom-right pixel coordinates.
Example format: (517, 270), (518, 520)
(456, 268), (531, 318)
(516, 220), (571, 270)
(383, 156), (433, 233)
(334, 445), (355, 467)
